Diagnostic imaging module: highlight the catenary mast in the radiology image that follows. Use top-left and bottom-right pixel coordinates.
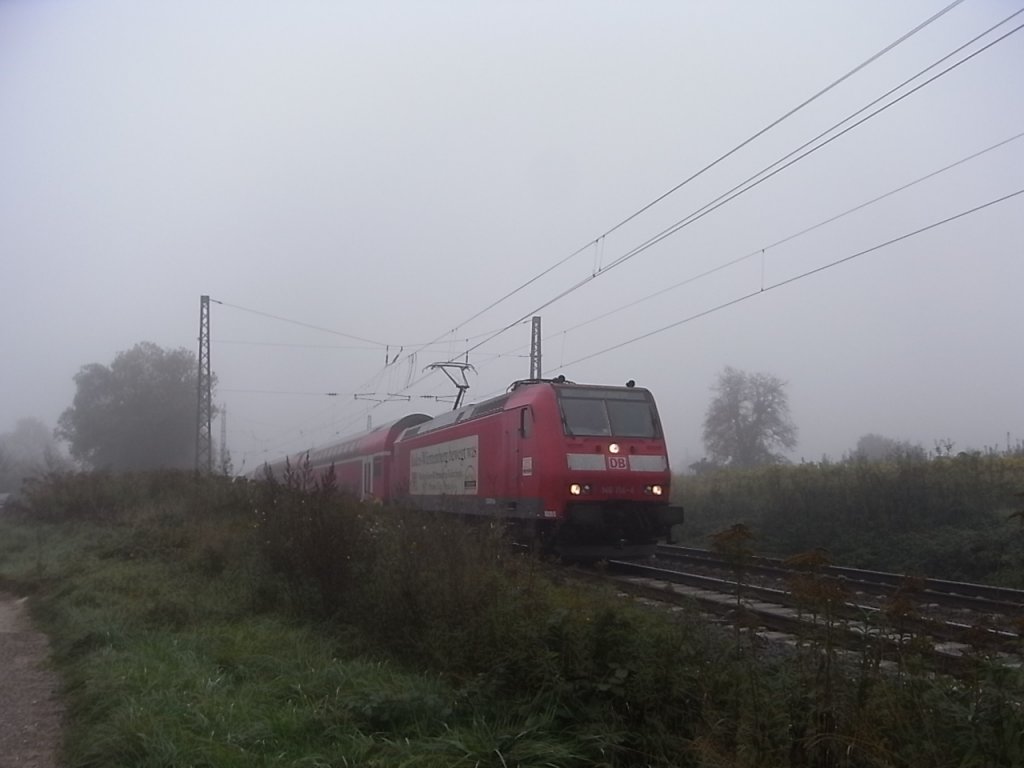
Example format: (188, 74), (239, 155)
(195, 295), (213, 474)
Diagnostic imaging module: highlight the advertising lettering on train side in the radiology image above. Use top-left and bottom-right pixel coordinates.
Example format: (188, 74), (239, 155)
(409, 435), (479, 495)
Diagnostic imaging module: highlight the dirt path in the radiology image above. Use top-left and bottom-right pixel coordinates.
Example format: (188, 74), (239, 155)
(0, 594), (63, 768)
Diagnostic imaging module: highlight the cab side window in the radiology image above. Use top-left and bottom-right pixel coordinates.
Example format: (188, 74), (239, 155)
(519, 407), (534, 438)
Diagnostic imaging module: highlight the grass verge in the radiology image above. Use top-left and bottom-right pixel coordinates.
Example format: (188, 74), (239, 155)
(1, 470), (1023, 767)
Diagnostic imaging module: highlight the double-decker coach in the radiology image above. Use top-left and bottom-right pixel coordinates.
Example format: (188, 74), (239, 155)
(258, 413), (430, 501)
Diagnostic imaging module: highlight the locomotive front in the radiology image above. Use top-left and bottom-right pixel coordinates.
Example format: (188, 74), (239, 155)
(543, 381), (683, 558)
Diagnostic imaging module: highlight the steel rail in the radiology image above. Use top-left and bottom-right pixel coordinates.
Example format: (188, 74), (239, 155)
(656, 545), (1024, 613)
(606, 559), (1023, 661)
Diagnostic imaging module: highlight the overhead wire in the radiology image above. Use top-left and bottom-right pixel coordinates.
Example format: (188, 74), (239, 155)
(237, 396), (350, 461)
(552, 187), (1024, 370)
(214, 338), (515, 353)
(234, 0), (999, 458)
(215, 340), (383, 351)
(594, 9), (1024, 280)
(346, 0), (966, 417)
(212, 302), (514, 349)
(211, 299), (388, 347)
(415, 19), (1024, 397)
(221, 388), (348, 396)
(426, 10), (1024, 370)
(420, 0), (968, 339)
(511, 128), (1024, 347)
(212, 303), (518, 453)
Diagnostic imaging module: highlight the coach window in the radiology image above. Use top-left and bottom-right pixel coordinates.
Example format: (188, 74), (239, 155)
(362, 460), (372, 499)
(519, 407), (534, 438)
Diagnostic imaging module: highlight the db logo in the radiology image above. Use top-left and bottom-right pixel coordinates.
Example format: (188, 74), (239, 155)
(606, 456), (628, 471)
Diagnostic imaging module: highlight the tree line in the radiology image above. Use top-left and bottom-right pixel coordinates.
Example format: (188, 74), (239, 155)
(9, 341), (1011, 483)
(3, 342), (207, 491)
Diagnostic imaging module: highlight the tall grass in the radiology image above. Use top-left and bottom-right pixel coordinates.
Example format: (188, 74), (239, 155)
(676, 455), (1024, 583)
(2, 469), (1024, 766)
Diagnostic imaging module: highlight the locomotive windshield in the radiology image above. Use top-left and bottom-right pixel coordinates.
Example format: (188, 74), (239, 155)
(557, 388), (661, 438)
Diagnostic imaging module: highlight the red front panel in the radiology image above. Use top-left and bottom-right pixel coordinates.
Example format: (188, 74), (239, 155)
(561, 436), (672, 501)
(508, 385), (672, 517)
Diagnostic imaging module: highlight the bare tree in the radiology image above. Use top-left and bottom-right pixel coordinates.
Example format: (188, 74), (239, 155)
(702, 366), (797, 468)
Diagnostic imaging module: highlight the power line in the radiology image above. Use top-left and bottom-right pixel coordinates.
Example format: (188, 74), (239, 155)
(534, 129), (1024, 342)
(220, 388), (345, 396)
(552, 187), (1024, 370)
(404, 0), (968, 349)
(241, 399), (349, 460)
(591, 0), (971, 243)
(234, 0), (1015, 421)
(212, 299), (389, 347)
(214, 338), (513, 353)
(230, 2), (990, 453)
(593, 10), (1024, 281)
(269, 1), (976, 419)
(438, 12), (1024, 366)
(215, 340), (383, 351)
(211, 303), (512, 444)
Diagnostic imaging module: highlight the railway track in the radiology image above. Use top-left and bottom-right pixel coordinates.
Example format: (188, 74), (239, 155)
(598, 545), (1024, 673)
(655, 545), (1024, 614)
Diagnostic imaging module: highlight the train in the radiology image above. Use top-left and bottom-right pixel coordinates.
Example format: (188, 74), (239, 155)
(255, 376), (683, 558)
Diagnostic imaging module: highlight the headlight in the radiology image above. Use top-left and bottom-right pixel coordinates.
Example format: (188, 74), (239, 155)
(646, 485), (664, 496)
(570, 484), (583, 496)
(608, 443), (620, 454)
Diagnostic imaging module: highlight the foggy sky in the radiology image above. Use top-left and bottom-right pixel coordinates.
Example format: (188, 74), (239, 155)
(1, 1), (1021, 473)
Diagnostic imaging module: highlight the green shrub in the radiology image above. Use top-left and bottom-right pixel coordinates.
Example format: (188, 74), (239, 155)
(4, 469), (1024, 766)
(675, 456), (1024, 582)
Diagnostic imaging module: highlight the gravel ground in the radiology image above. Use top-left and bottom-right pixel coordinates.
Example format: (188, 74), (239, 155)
(0, 594), (63, 768)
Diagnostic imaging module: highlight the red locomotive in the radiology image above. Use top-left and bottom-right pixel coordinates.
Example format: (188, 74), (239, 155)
(258, 377), (683, 558)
